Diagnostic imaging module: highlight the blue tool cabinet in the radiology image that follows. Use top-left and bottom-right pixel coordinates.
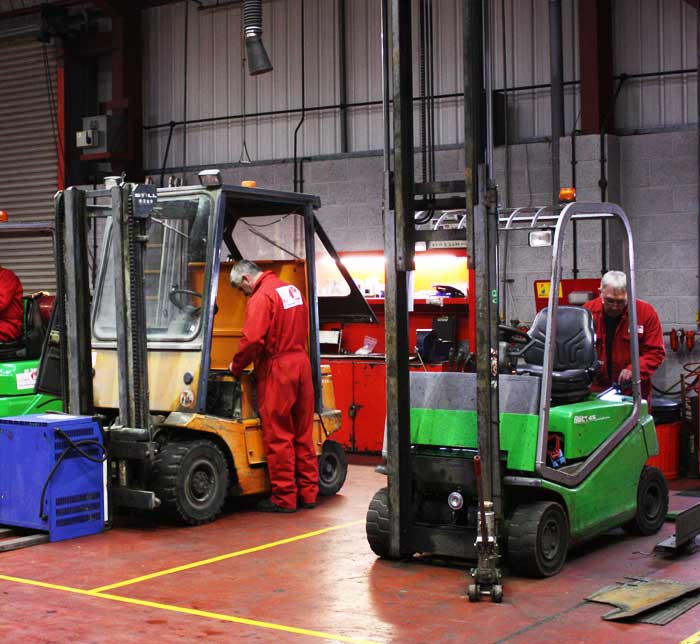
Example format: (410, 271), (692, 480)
(0, 414), (105, 542)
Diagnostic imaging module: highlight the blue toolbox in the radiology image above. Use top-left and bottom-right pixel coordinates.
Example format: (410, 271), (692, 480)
(0, 414), (106, 542)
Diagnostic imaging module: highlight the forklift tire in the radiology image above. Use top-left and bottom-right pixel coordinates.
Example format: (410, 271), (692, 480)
(506, 501), (569, 578)
(366, 487), (391, 558)
(623, 465), (669, 536)
(153, 440), (229, 526)
(318, 440), (348, 496)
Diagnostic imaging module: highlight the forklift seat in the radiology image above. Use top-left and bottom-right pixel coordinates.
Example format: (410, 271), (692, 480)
(516, 305), (599, 404)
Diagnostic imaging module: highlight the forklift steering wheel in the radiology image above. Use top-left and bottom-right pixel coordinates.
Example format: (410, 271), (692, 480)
(498, 324), (531, 345)
(169, 288), (203, 315)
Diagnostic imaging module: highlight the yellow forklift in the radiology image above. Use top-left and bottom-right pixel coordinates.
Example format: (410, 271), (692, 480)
(37, 172), (374, 524)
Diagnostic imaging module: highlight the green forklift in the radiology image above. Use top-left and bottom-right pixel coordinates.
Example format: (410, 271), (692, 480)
(366, 197), (668, 596)
(0, 220), (61, 417)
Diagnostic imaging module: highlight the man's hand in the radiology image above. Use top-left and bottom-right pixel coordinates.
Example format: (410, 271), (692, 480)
(618, 368), (632, 387)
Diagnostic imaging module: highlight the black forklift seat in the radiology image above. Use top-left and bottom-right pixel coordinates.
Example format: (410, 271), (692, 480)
(516, 305), (599, 404)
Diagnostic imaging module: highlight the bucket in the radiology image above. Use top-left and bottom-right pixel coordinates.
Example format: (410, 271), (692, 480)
(647, 420), (681, 480)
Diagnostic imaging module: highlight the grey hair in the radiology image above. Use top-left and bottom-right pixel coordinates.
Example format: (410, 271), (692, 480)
(230, 259), (262, 287)
(600, 270), (627, 292)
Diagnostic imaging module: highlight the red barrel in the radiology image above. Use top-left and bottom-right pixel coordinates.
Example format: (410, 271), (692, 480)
(647, 421), (681, 480)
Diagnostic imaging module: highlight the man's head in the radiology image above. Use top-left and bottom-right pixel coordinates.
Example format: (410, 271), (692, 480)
(599, 270), (628, 318)
(230, 259), (263, 296)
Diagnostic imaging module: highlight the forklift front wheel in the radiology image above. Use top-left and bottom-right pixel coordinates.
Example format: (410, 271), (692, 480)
(318, 440), (348, 496)
(506, 501), (569, 578)
(623, 465), (669, 536)
(153, 440), (229, 526)
(467, 584), (479, 602)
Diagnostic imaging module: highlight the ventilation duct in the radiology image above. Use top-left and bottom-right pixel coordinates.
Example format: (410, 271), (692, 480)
(243, 0), (272, 75)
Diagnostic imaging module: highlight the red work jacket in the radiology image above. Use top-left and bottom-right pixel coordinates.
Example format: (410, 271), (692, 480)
(583, 296), (665, 402)
(0, 267), (23, 342)
(230, 271), (309, 378)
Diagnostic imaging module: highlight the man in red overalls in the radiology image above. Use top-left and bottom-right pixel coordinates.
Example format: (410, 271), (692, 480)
(583, 270), (665, 405)
(229, 260), (319, 513)
(0, 265), (23, 343)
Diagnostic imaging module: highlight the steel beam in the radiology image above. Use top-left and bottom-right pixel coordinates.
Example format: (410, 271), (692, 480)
(578, 0), (613, 135)
(386, 0), (414, 560)
(61, 188), (94, 415)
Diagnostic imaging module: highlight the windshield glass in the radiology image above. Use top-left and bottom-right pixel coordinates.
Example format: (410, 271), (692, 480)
(94, 193), (212, 341)
(229, 214), (349, 297)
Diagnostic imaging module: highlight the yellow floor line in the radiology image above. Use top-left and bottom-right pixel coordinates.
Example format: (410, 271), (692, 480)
(91, 519), (363, 593)
(0, 573), (381, 644)
(680, 632), (700, 644)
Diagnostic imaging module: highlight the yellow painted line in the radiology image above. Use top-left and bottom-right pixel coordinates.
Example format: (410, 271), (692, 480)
(91, 519), (363, 593)
(0, 573), (381, 644)
(680, 632), (700, 644)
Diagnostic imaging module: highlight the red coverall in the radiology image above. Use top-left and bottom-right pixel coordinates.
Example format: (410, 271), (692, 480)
(583, 296), (665, 404)
(0, 267), (23, 342)
(230, 271), (318, 509)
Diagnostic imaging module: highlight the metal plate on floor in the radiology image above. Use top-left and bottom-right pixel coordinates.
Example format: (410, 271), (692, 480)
(586, 577), (700, 621)
(637, 594), (700, 625)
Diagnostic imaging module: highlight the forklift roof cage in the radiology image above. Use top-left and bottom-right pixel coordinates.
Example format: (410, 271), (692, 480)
(499, 201), (642, 488)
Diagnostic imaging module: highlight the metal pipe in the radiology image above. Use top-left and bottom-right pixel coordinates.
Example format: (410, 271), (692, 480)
(549, 0), (564, 206)
(182, 0), (189, 183)
(381, 0), (390, 178)
(338, 0), (348, 153)
(483, 0), (494, 175)
(160, 121), (176, 188)
(293, 0), (306, 192)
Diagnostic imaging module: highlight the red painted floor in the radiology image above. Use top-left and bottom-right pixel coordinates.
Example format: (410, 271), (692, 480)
(0, 464), (699, 644)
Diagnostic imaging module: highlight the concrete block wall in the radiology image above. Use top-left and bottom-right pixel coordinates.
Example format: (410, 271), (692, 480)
(492, 135), (610, 326)
(202, 147), (467, 253)
(618, 130), (699, 392)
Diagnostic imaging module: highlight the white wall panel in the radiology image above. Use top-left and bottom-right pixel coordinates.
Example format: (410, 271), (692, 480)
(614, 0), (698, 132)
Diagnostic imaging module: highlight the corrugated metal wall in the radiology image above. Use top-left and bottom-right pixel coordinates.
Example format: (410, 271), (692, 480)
(142, 0), (469, 168)
(0, 36), (58, 293)
(492, 0), (579, 141)
(614, 0), (698, 132)
(138, 0), (699, 167)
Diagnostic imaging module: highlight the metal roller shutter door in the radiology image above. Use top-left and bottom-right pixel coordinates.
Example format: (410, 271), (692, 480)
(0, 36), (58, 294)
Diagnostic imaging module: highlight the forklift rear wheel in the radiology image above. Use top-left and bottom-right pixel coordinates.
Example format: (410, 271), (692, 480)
(366, 487), (391, 558)
(623, 466), (669, 535)
(467, 584), (479, 602)
(507, 501), (569, 578)
(318, 440), (348, 496)
(365, 487), (414, 559)
(153, 440), (229, 526)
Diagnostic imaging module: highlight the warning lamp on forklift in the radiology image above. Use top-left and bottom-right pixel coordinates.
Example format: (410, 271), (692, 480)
(0, 210), (8, 222)
(241, 180), (257, 188)
(197, 169), (222, 188)
(559, 187), (577, 203)
(528, 229), (553, 248)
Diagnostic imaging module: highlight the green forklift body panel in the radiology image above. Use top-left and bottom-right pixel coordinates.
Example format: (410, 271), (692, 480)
(411, 408), (540, 472)
(548, 396), (650, 459)
(541, 412), (658, 542)
(0, 359), (62, 416)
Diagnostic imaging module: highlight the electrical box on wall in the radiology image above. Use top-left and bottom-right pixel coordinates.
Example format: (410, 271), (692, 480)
(77, 115), (127, 156)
